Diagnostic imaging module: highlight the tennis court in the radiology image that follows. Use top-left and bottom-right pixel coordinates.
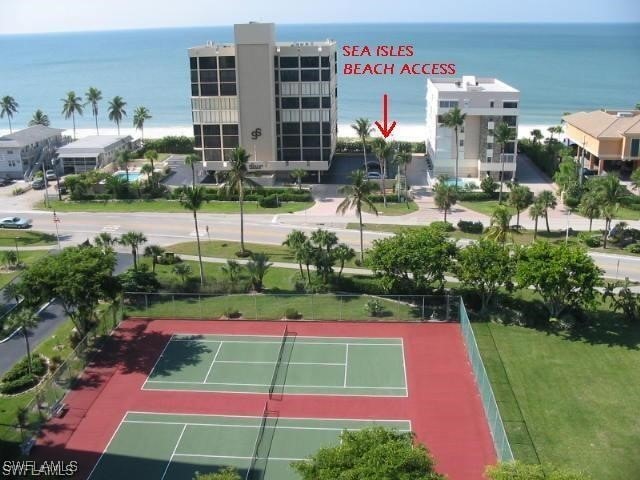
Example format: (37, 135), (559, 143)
(142, 330), (408, 397)
(87, 410), (411, 480)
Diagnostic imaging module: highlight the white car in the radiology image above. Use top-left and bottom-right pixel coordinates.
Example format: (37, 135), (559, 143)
(0, 216), (32, 229)
(367, 171), (381, 179)
(45, 170), (57, 181)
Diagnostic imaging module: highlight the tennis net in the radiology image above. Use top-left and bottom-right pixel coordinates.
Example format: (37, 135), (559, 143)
(246, 402), (269, 480)
(268, 325), (289, 398)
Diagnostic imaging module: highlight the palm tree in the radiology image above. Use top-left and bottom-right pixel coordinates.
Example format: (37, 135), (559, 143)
(61, 91), (84, 140)
(221, 259), (243, 292)
(283, 230), (308, 277)
(393, 148), (412, 202)
(29, 110), (50, 127)
(117, 151), (131, 182)
(351, 118), (374, 173)
(0, 96), (19, 133)
(246, 253), (272, 292)
(225, 147), (260, 256)
(290, 168), (306, 191)
(530, 129), (543, 145)
(336, 170), (379, 262)
(485, 205), (513, 244)
(107, 96), (127, 135)
(145, 149), (158, 172)
(8, 309), (40, 374)
(334, 243), (355, 278)
(433, 181), (458, 222)
(508, 184), (534, 227)
(547, 125), (563, 142)
(371, 138), (393, 207)
(179, 186), (206, 285)
(85, 87), (102, 135)
(184, 154), (200, 187)
(172, 263), (192, 286)
(537, 190), (557, 233)
(119, 231), (147, 270)
(133, 106), (152, 142)
(528, 201), (545, 241)
(140, 163), (154, 186)
(105, 174), (128, 199)
(594, 175), (625, 248)
(94, 232), (117, 252)
(441, 106), (466, 189)
(578, 190), (601, 232)
(143, 245), (165, 273)
(495, 121), (516, 204)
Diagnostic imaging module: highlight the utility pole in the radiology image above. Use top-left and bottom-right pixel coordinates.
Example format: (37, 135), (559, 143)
(53, 211), (61, 250)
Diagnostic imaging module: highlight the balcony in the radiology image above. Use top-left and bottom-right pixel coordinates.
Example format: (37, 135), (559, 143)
(478, 154), (516, 172)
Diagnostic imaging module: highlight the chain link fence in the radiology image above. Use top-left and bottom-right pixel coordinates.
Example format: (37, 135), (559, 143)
(459, 301), (514, 462)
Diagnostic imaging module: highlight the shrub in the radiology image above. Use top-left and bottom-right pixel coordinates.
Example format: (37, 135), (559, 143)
(49, 355), (63, 373)
(480, 176), (498, 194)
(258, 194), (279, 208)
(118, 267), (160, 293)
(430, 221), (455, 232)
(457, 191), (496, 202)
(12, 187), (25, 196)
(364, 299), (385, 317)
(2, 355), (46, 382)
(223, 308), (241, 319)
(68, 328), (83, 348)
(284, 308), (301, 320)
(577, 231), (601, 248)
(142, 136), (194, 154)
(0, 374), (39, 394)
(457, 220), (484, 234)
(625, 243), (640, 254)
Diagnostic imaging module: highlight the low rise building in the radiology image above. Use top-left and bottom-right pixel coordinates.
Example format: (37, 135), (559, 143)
(562, 109), (640, 174)
(56, 135), (132, 174)
(0, 125), (66, 179)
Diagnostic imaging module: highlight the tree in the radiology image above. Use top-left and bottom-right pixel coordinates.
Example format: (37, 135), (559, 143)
(143, 245), (165, 273)
(529, 201), (545, 241)
(481, 175), (498, 195)
(336, 170), (379, 262)
(145, 149), (158, 172)
(553, 158), (579, 195)
(495, 121), (516, 203)
(537, 190), (557, 233)
(547, 125), (563, 142)
(283, 230), (308, 278)
(119, 231), (147, 270)
(433, 181), (458, 222)
(371, 138), (393, 207)
(184, 154), (200, 187)
(530, 129), (543, 145)
(0, 95), (19, 133)
(508, 184), (534, 227)
(636, 102), (640, 110)
(246, 253), (272, 292)
(486, 461), (591, 480)
(117, 151), (131, 182)
(292, 427), (445, 480)
(194, 467), (242, 480)
(310, 229), (339, 283)
(29, 109), (50, 127)
(179, 186), (207, 285)
(485, 205), (513, 244)
(172, 262), (192, 285)
(591, 174), (625, 248)
(17, 246), (117, 335)
(290, 168), (306, 190)
(631, 168), (640, 191)
(515, 241), (602, 318)
(2, 250), (19, 269)
(133, 106), (152, 142)
(393, 148), (412, 201)
(107, 96), (127, 135)
(456, 239), (515, 311)
(351, 118), (374, 172)
(603, 278), (640, 323)
(441, 106), (466, 189)
(105, 174), (129, 199)
(226, 147), (260, 256)
(6, 308), (40, 374)
(94, 232), (117, 252)
(367, 225), (457, 292)
(140, 163), (155, 187)
(578, 190), (601, 232)
(85, 87), (102, 135)
(61, 91), (84, 140)
(334, 243), (355, 278)
(221, 259), (243, 291)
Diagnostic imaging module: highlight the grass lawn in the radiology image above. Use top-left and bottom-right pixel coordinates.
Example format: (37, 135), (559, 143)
(613, 206), (640, 221)
(0, 230), (56, 247)
(0, 251), (48, 289)
(458, 199), (516, 217)
(473, 295), (640, 479)
(364, 200), (418, 216)
(37, 199), (313, 214)
(346, 223), (423, 234)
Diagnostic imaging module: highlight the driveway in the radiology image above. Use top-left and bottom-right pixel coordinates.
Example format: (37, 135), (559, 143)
(162, 154), (208, 187)
(516, 153), (555, 194)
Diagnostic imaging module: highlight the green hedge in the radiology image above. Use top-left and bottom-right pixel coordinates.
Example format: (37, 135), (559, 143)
(0, 355), (47, 394)
(141, 136), (195, 154)
(457, 220), (484, 233)
(457, 191), (497, 202)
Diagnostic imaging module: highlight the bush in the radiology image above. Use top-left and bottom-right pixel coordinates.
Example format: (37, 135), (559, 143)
(12, 187), (25, 196)
(284, 308), (301, 320)
(457, 191), (496, 202)
(142, 136), (194, 154)
(625, 243), (640, 254)
(364, 299), (385, 317)
(577, 232), (601, 248)
(0, 374), (39, 394)
(223, 308), (241, 319)
(480, 176), (498, 194)
(2, 355), (46, 382)
(49, 354), (63, 373)
(68, 328), (83, 348)
(118, 266), (160, 293)
(258, 194), (279, 208)
(430, 221), (455, 232)
(457, 220), (484, 234)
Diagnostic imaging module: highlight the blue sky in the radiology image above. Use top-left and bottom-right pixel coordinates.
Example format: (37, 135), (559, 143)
(1, 0), (638, 34)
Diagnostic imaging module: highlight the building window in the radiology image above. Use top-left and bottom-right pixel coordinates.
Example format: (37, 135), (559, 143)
(303, 136), (321, 147)
(321, 56), (330, 68)
(631, 138), (640, 157)
(7, 150), (14, 155)
(321, 97), (331, 108)
(280, 70), (299, 82)
(487, 143), (493, 150)
(321, 69), (330, 81)
(503, 116), (517, 127)
(439, 100), (459, 109)
(200, 83), (218, 96)
(282, 97), (300, 109)
(191, 84), (199, 96)
(190, 57), (197, 69)
(302, 122), (320, 134)
(218, 56), (235, 68)
(322, 122), (331, 134)
(283, 136), (301, 148)
(282, 122), (300, 134)
(490, 100), (494, 108)
(219, 70), (236, 82)
(459, 140), (464, 147)
(503, 101), (518, 109)
(301, 97), (320, 109)
(301, 56), (319, 68)
(280, 57), (298, 68)
(199, 57), (217, 69)
(203, 125), (220, 135)
(222, 124), (238, 135)
(220, 84), (237, 96)
(199, 70), (217, 82)
(301, 69), (320, 81)
(283, 149), (301, 161)
(487, 156), (492, 163)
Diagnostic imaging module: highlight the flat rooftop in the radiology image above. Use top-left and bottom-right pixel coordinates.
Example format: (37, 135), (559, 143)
(0, 125), (65, 148)
(189, 40), (335, 50)
(57, 135), (131, 156)
(430, 75), (519, 93)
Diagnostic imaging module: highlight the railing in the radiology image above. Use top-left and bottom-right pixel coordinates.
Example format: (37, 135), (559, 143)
(459, 301), (514, 462)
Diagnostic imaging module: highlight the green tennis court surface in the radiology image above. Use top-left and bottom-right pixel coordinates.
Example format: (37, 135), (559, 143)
(143, 333), (408, 396)
(88, 411), (411, 480)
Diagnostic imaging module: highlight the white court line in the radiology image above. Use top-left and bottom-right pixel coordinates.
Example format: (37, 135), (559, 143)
(143, 334), (175, 389)
(86, 414), (129, 480)
(401, 338), (409, 396)
(343, 344), (349, 388)
(140, 385), (408, 398)
(160, 424), (187, 480)
(172, 339), (401, 347)
(145, 379), (404, 389)
(214, 360), (346, 366)
(175, 453), (304, 462)
(202, 341), (223, 383)
(172, 333), (404, 341)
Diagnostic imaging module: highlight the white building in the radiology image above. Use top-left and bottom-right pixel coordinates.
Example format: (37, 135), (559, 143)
(188, 22), (338, 180)
(0, 125), (66, 179)
(56, 135), (132, 174)
(426, 75), (520, 180)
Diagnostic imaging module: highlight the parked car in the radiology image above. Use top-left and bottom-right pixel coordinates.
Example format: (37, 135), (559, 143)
(0, 216), (32, 229)
(367, 171), (382, 179)
(582, 168), (598, 179)
(0, 176), (13, 187)
(45, 170), (57, 181)
(31, 177), (45, 189)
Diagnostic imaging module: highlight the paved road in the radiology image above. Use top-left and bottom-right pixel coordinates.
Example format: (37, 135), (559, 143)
(0, 253), (133, 377)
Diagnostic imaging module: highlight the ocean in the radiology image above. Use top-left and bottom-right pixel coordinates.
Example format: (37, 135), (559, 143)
(1, 23), (639, 139)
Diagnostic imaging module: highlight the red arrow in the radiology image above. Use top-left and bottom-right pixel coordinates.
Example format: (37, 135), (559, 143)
(374, 94), (397, 138)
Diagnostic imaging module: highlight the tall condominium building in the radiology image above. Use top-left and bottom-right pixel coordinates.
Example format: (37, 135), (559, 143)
(425, 75), (520, 180)
(188, 22), (337, 179)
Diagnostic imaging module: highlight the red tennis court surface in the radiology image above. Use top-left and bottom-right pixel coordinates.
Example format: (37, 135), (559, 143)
(34, 318), (495, 479)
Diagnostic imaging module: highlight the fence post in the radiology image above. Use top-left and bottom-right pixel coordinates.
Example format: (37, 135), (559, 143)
(144, 293), (148, 311)
(445, 295), (450, 320)
(310, 294), (314, 321)
(254, 293), (258, 320)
